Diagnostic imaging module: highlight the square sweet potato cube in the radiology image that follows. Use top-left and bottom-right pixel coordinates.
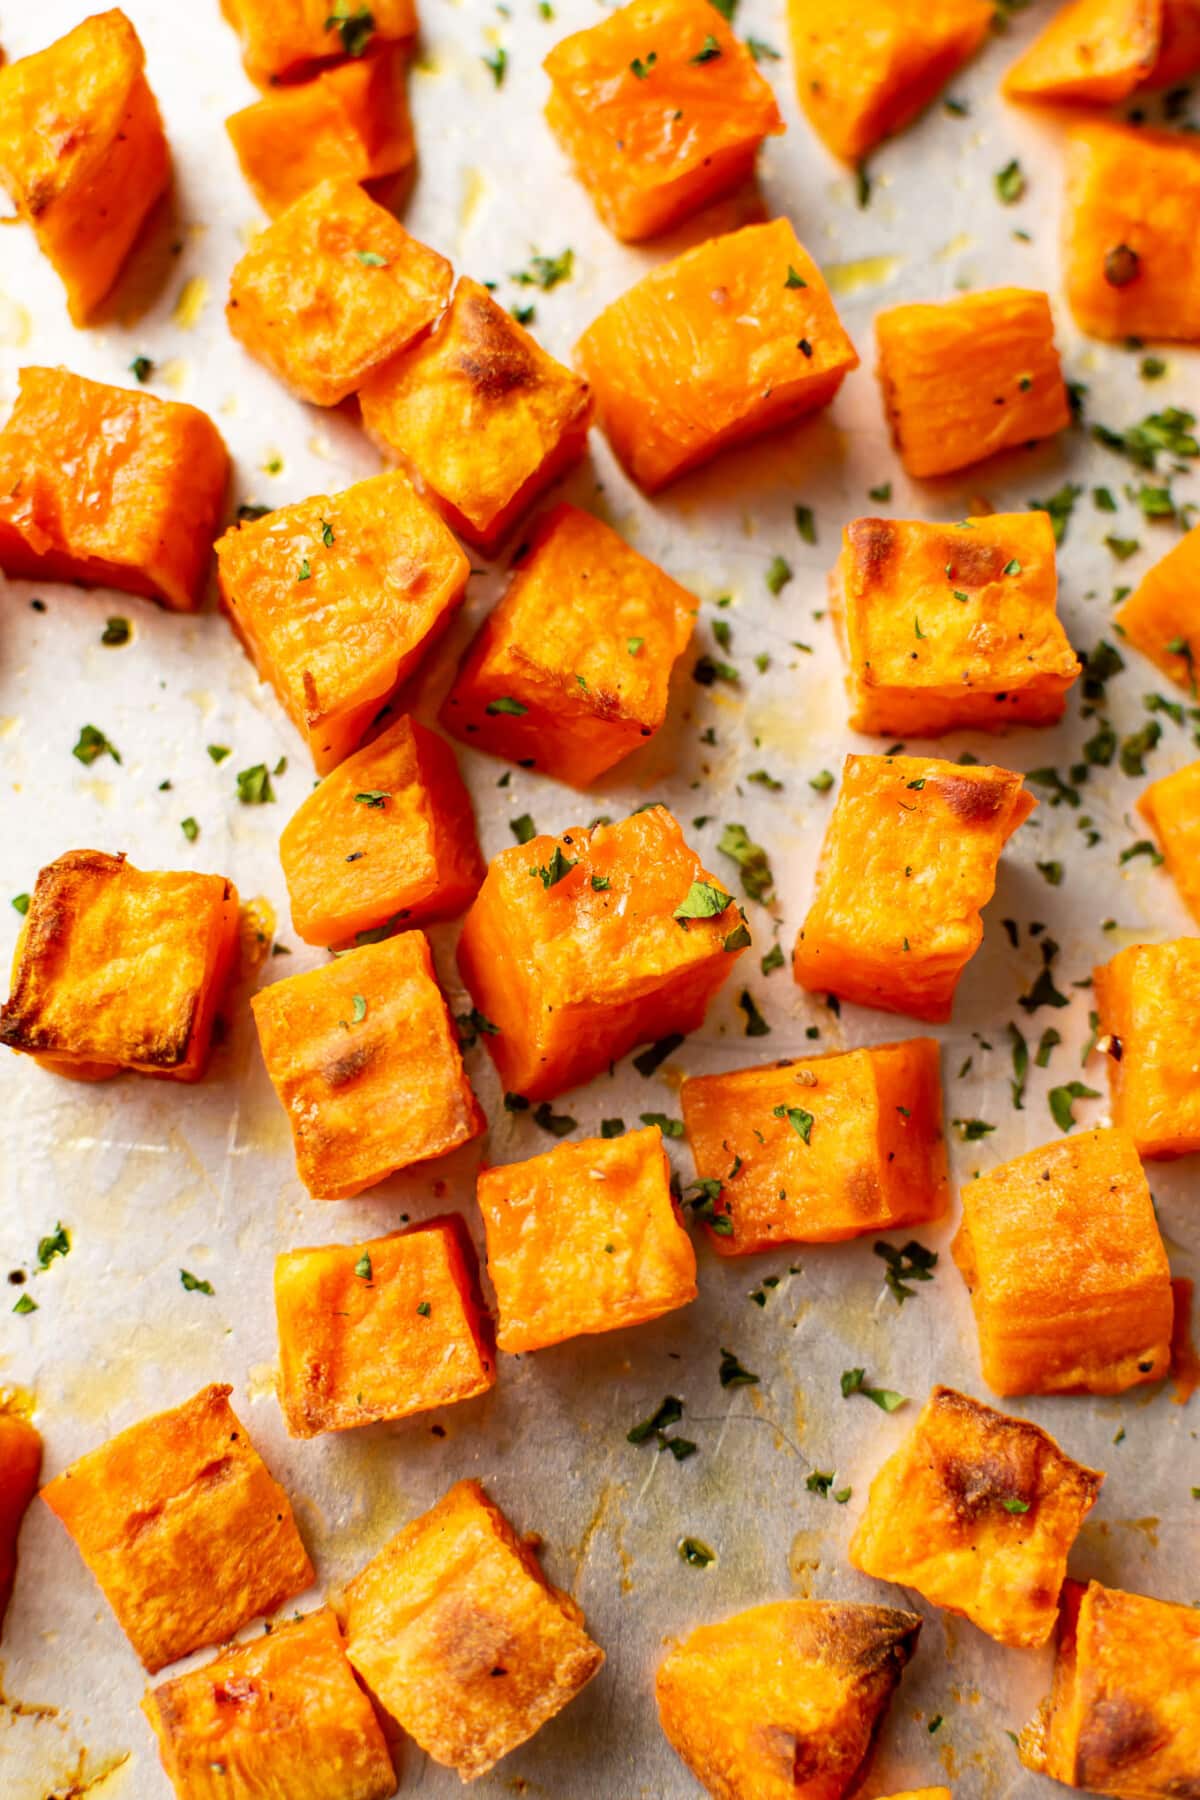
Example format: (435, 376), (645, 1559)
(1064, 123), (1200, 343)
(849, 1386), (1103, 1648)
(1093, 939), (1200, 1160)
(792, 755), (1034, 1022)
(456, 805), (748, 1101)
(1114, 520), (1200, 694)
(274, 1217), (495, 1437)
(951, 1128), (1174, 1397)
(222, 0), (418, 86)
(280, 715), (484, 946)
(41, 1383), (314, 1673)
(143, 1606), (396, 1800)
(0, 1408), (42, 1636)
(1138, 757), (1200, 924)
(876, 288), (1071, 479)
(1003, 0), (1160, 103)
(438, 503), (697, 787)
(788, 0), (991, 162)
(477, 1125), (696, 1353)
(0, 10), (170, 323)
(833, 512), (1079, 736)
(0, 850), (238, 1083)
(251, 929), (484, 1199)
(343, 1479), (604, 1781)
(216, 470), (469, 774)
(1019, 1579), (1200, 1796)
(543, 0), (784, 243)
(575, 217), (858, 493)
(656, 1600), (921, 1798)
(0, 367), (229, 613)
(679, 1038), (949, 1255)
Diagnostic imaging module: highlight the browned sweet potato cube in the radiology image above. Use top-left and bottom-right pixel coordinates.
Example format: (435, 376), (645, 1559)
(0, 1407), (42, 1637)
(221, 0), (418, 86)
(1093, 939), (1200, 1160)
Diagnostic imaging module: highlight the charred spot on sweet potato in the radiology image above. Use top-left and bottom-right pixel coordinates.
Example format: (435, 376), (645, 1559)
(846, 518), (897, 579)
(1077, 1695), (1169, 1780)
(935, 773), (1008, 824)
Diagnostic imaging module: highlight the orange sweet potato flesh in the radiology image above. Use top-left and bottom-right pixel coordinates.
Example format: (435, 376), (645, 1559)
(438, 502), (698, 787)
(1003, 0), (1161, 102)
(226, 44), (414, 217)
(457, 805), (748, 1101)
(576, 217), (858, 493)
(143, 1606), (397, 1800)
(216, 470), (469, 774)
(1064, 123), (1200, 342)
(0, 10), (169, 323)
(1093, 940), (1200, 1160)
(280, 715), (483, 946)
(833, 512), (1079, 735)
(251, 929), (484, 1199)
(222, 0), (418, 86)
(477, 1125), (697, 1353)
(41, 1383), (314, 1673)
(0, 367), (229, 613)
(788, 0), (992, 162)
(1138, 757), (1200, 923)
(1116, 522), (1200, 691)
(876, 289), (1071, 479)
(793, 755), (1034, 1023)
(0, 1409), (42, 1636)
(543, 0), (783, 242)
(656, 1600), (921, 1800)
(951, 1128), (1173, 1397)
(680, 1039), (948, 1254)
(343, 1479), (604, 1781)
(1149, 0), (1200, 79)
(0, 850), (238, 1083)
(849, 1386), (1103, 1649)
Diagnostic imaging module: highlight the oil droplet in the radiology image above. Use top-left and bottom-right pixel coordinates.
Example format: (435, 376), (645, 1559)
(0, 292), (32, 347)
(160, 357), (188, 392)
(172, 275), (209, 330)
(822, 255), (904, 298)
(459, 167), (489, 235)
(935, 232), (975, 262)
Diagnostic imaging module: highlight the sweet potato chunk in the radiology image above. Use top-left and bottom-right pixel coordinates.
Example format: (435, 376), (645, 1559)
(216, 470), (469, 773)
(222, 0), (418, 86)
(438, 503), (697, 786)
(457, 805), (747, 1100)
(876, 289), (1071, 479)
(543, 0), (783, 242)
(1003, 0), (1161, 103)
(833, 512), (1079, 735)
(478, 1125), (696, 1353)
(787, 0), (991, 162)
(1114, 519), (1200, 690)
(0, 1407), (41, 1637)
(0, 850), (238, 1083)
(1063, 123), (1200, 342)
(1138, 757), (1200, 923)
(575, 218), (858, 493)
(656, 1599), (921, 1800)
(0, 10), (169, 323)
(850, 1386), (1103, 1648)
(41, 1383), (313, 1673)
(793, 755), (1034, 1023)
(280, 716), (482, 947)
(1093, 939), (1200, 1160)
(252, 929), (484, 1199)
(951, 1128), (1173, 1397)
(1020, 1579), (1200, 1797)
(679, 1039), (948, 1255)
(343, 1479), (604, 1782)
(361, 277), (592, 555)
(0, 367), (229, 614)
(143, 1606), (396, 1800)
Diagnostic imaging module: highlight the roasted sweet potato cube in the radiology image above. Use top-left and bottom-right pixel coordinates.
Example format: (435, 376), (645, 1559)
(1138, 757), (1200, 923)
(0, 1408), (42, 1636)
(0, 367), (229, 614)
(457, 805), (747, 1101)
(680, 1039), (948, 1255)
(0, 10), (169, 324)
(143, 1606), (396, 1800)
(343, 1479), (604, 1781)
(1003, 0), (1161, 103)
(656, 1600), (921, 1799)
(787, 0), (991, 163)
(1020, 1579), (1200, 1796)
(951, 1128), (1173, 1397)
(1114, 519), (1200, 691)
(275, 1217), (494, 1437)
(438, 503), (697, 786)
(252, 929), (484, 1199)
(833, 512), (1079, 736)
(850, 1386), (1103, 1648)
(222, 0), (418, 86)
(543, 0), (784, 242)
(360, 278), (592, 555)
(1093, 940), (1200, 1160)
(876, 289), (1071, 479)
(793, 755), (1034, 1022)
(575, 218), (858, 493)
(216, 470), (469, 773)
(0, 850), (238, 1083)
(1063, 123), (1200, 343)
(41, 1383), (313, 1673)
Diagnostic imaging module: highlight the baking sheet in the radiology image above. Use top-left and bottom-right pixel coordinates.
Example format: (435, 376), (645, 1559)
(0, 0), (1197, 1794)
